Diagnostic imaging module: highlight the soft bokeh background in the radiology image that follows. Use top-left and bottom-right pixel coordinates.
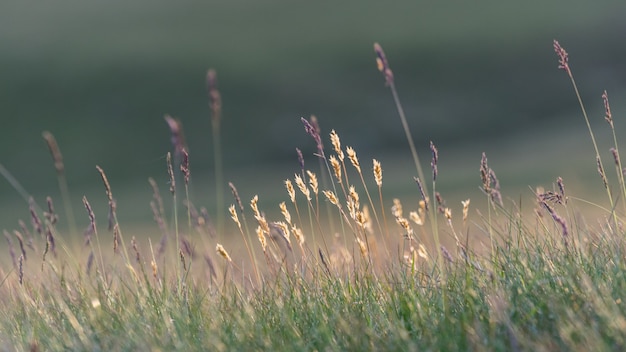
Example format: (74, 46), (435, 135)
(1, 1), (626, 232)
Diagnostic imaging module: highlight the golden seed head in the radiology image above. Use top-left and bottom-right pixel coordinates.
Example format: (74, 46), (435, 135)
(294, 174), (311, 200)
(256, 226), (267, 251)
(330, 129), (344, 161)
(355, 211), (367, 229)
(215, 244), (232, 262)
(356, 237), (368, 257)
(279, 201), (291, 225)
(409, 211), (423, 226)
(373, 159), (383, 187)
(285, 179), (296, 203)
(292, 226), (304, 245)
(329, 155), (342, 182)
(306, 170), (318, 195)
(392, 198), (403, 218)
(462, 199), (470, 222)
(444, 208), (452, 221)
(274, 221), (291, 245)
(346, 147), (360, 172)
(323, 190), (340, 206)
(348, 186), (360, 208)
(228, 204), (241, 228)
(250, 195), (260, 217)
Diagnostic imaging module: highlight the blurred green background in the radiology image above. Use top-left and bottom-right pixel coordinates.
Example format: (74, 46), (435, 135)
(1, 1), (625, 231)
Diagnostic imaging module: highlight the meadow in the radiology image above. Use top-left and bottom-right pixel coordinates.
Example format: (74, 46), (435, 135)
(1, 41), (626, 351)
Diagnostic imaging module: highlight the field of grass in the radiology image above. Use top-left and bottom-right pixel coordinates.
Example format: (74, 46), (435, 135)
(2, 41), (626, 351)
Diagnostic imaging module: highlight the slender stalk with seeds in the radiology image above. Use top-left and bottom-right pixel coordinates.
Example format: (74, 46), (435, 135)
(208, 69), (225, 238)
(373, 43), (430, 202)
(602, 91), (626, 216)
(228, 204), (260, 284)
(95, 165), (131, 265)
(165, 153), (183, 292)
(42, 131), (77, 235)
(553, 40), (618, 228)
(372, 159), (389, 240)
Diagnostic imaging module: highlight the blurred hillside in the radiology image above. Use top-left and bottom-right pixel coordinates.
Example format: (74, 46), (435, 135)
(1, 1), (625, 227)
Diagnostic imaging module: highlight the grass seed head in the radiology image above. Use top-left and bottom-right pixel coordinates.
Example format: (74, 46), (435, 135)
(279, 201), (292, 225)
(602, 90), (613, 126)
(329, 155), (342, 182)
(373, 159), (383, 187)
(215, 244), (232, 262)
(294, 174), (311, 201)
(42, 131), (65, 174)
(462, 199), (471, 222)
(330, 129), (344, 161)
(285, 179), (296, 203)
(255, 226), (267, 252)
(553, 39), (571, 76)
(373, 42), (394, 85)
(346, 146), (361, 173)
(307, 170), (319, 195)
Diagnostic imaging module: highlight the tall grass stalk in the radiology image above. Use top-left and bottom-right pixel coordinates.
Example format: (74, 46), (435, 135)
(42, 131), (77, 236)
(208, 69), (225, 239)
(553, 40), (619, 228)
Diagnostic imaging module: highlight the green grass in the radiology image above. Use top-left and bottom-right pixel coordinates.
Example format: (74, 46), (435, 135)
(2, 40), (626, 351)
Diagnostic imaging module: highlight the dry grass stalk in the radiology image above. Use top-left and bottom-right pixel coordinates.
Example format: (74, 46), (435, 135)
(597, 155), (609, 189)
(301, 116), (324, 157)
(273, 221), (292, 251)
(13, 230), (26, 262)
(166, 153), (176, 195)
(229, 205), (241, 230)
(553, 40), (571, 76)
(462, 199), (471, 222)
(307, 170), (319, 195)
(413, 177), (429, 211)
(95, 165), (117, 230)
(44, 197), (58, 225)
(294, 174), (311, 200)
(603, 90), (613, 126)
(215, 243), (232, 262)
(374, 42), (394, 86)
(296, 148), (305, 171)
(42, 131), (64, 174)
(29, 198), (43, 237)
(346, 147), (360, 173)
(256, 226), (267, 252)
(330, 129), (344, 161)
(279, 202), (291, 224)
(285, 179), (296, 203)
(113, 223), (120, 254)
(131, 237), (141, 264)
(430, 141), (438, 181)
(164, 115), (187, 157)
(330, 156), (342, 182)
(18, 254), (23, 285)
(82, 196), (96, 246)
(228, 182), (245, 213)
(180, 148), (190, 186)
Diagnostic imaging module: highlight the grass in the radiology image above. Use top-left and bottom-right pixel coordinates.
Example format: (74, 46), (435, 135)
(1, 40), (626, 351)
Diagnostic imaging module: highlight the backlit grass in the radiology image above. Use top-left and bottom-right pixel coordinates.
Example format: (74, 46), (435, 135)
(1, 41), (626, 351)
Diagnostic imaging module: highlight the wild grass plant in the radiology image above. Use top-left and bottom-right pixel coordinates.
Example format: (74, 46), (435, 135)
(1, 41), (626, 351)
